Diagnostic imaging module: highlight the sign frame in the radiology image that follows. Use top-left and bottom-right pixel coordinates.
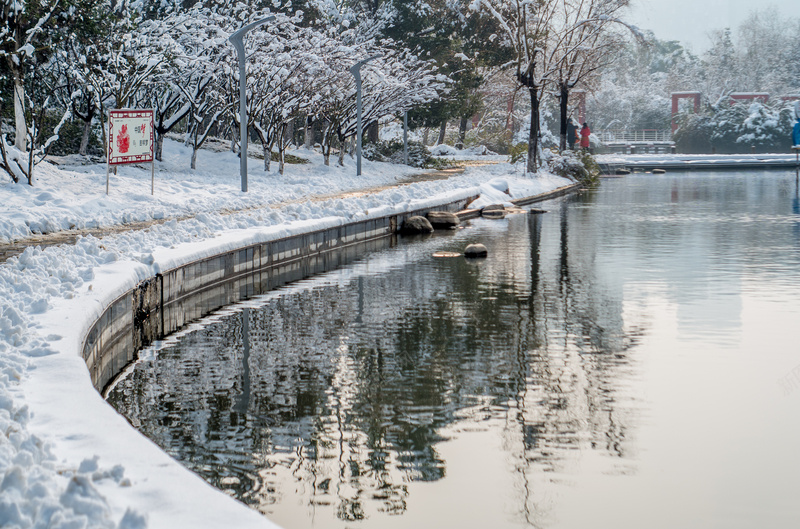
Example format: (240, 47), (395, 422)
(106, 109), (155, 195)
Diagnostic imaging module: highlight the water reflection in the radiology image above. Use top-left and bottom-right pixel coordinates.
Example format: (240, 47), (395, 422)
(107, 171), (800, 528)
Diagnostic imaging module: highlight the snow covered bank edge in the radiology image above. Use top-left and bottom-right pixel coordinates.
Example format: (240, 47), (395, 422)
(13, 188), (482, 529)
(2, 172), (574, 529)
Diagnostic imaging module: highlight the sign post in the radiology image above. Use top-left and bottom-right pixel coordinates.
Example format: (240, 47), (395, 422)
(107, 109), (155, 195)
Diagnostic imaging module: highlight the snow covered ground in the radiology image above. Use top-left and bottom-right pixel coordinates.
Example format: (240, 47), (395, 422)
(0, 140), (571, 529)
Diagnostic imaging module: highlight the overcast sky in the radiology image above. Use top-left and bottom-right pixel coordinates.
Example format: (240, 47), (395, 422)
(626, 0), (795, 53)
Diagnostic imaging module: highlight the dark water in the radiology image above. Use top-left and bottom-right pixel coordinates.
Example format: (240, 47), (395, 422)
(107, 171), (800, 529)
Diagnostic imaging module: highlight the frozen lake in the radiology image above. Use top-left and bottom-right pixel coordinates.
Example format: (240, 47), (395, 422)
(107, 170), (800, 529)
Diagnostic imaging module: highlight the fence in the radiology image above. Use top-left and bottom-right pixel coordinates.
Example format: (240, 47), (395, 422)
(597, 129), (672, 144)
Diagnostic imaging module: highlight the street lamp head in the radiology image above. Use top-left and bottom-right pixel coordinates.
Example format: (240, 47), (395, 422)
(228, 15), (276, 49)
(349, 54), (382, 78)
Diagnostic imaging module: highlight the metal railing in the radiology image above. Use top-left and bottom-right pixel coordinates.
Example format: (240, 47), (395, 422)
(597, 129), (672, 143)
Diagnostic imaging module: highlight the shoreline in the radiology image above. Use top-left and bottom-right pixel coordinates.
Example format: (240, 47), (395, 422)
(12, 178), (576, 529)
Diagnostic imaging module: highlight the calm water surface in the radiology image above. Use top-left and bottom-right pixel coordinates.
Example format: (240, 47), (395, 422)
(107, 171), (800, 529)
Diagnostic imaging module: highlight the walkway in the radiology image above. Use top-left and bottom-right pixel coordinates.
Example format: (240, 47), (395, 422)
(0, 166), (468, 264)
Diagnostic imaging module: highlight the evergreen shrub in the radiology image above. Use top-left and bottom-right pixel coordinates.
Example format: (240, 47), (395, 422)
(674, 100), (794, 154)
(548, 150), (600, 186)
(363, 139), (445, 168)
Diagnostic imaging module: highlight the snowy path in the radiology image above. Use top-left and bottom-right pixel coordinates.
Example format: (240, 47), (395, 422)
(0, 164), (466, 264)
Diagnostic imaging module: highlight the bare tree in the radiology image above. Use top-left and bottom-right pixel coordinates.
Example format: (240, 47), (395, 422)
(470, 0), (560, 173)
(470, 0), (640, 167)
(547, 0), (633, 151)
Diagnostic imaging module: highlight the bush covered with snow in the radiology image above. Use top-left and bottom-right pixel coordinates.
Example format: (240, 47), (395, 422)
(41, 116), (103, 157)
(427, 144), (499, 158)
(462, 145), (498, 156)
(429, 144), (459, 156)
(362, 140), (443, 168)
(547, 151), (600, 185)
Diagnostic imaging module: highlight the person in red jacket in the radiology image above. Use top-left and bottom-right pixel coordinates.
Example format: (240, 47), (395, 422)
(580, 122), (591, 151)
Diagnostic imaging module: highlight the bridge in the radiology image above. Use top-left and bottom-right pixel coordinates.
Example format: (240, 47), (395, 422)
(597, 153), (800, 173)
(592, 92), (799, 155)
(595, 129), (674, 154)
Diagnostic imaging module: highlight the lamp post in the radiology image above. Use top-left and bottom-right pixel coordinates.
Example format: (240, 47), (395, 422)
(349, 55), (380, 176)
(229, 16), (275, 192)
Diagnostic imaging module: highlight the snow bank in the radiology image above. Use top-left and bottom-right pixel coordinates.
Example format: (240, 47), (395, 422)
(429, 144), (459, 156)
(0, 142), (571, 529)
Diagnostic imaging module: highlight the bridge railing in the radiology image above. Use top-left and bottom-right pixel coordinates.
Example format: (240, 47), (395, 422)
(597, 129), (672, 144)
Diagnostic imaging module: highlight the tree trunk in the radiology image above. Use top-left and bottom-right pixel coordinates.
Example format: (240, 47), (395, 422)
(13, 69), (27, 152)
(367, 121), (379, 143)
(337, 137), (347, 166)
(279, 123), (289, 175)
(285, 120), (293, 149)
(558, 84), (569, 152)
(190, 119), (200, 170)
(423, 128), (430, 146)
(292, 118), (302, 147)
(155, 133), (165, 162)
(263, 142), (271, 171)
(527, 87), (541, 174)
(322, 121), (332, 166)
(456, 117), (468, 149)
(437, 120), (447, 145)
(79, 119), (92, 156)
(304, 116), (313, 150)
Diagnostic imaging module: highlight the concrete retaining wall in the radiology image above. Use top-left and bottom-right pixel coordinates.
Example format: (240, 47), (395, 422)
(83, 197), (478, 393)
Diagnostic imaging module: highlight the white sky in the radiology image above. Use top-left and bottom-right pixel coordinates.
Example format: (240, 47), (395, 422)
(626, 0), (796, 53)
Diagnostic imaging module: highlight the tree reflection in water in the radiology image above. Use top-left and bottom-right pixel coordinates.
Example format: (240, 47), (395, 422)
(107, 195), (641, 527)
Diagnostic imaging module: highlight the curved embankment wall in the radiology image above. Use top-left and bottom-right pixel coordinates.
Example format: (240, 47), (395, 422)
(84, 183), (580, 394)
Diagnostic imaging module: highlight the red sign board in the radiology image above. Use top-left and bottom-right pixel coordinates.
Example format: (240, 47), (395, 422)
(108, 109), (154, 165)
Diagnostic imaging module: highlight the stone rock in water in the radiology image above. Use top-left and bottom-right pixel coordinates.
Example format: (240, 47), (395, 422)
(426, 211), (460, 229)
(400, 215), (434, 234)
(481, 206), (506, 219)
(464, 243), (488, 258)
(482, 203), (505, 212)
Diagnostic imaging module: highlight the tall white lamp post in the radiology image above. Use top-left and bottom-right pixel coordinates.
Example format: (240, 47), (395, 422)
(349, 55), (380, 176)
(229, 16), (275, 192)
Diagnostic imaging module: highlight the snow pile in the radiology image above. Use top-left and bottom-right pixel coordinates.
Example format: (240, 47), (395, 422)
(462, 145), (498, 156)
(429, 144), (459, 156)
(468, 171), (570, 210)
(0, 238), (147, 529)
(0, 143), (571, 529)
